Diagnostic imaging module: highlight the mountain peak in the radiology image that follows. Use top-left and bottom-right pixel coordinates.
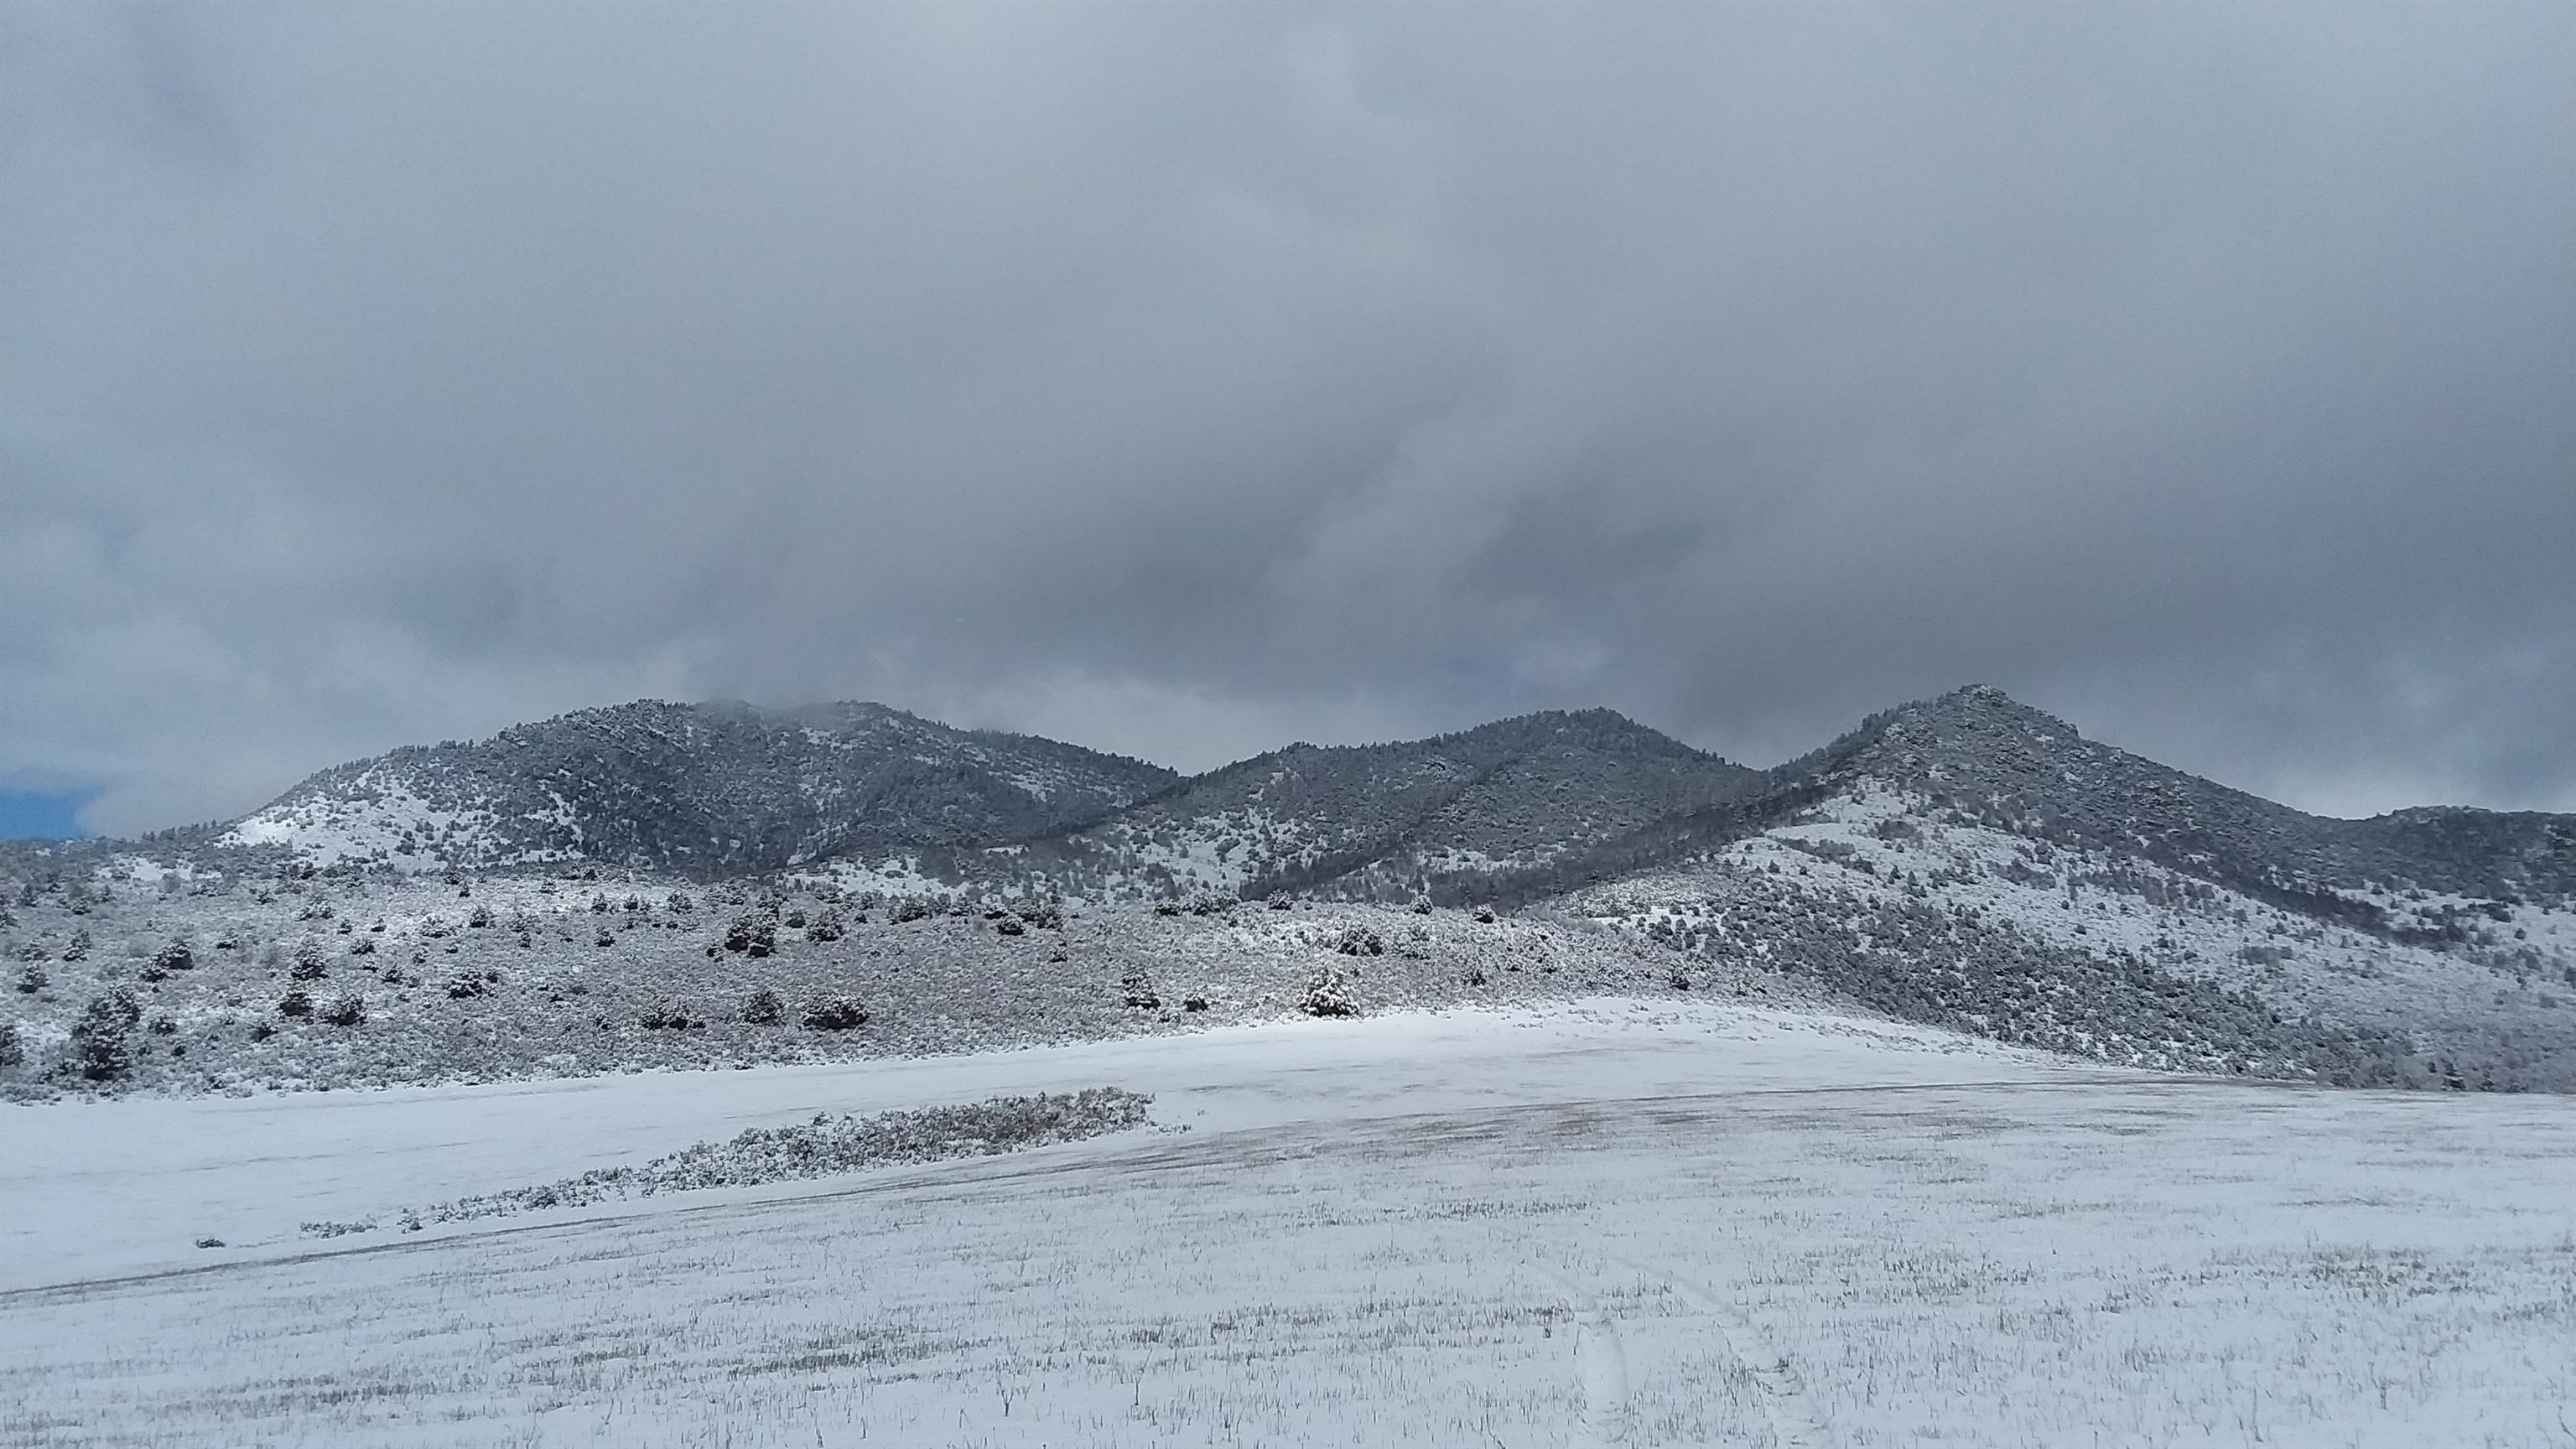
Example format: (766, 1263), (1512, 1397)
(1888, 684), (2081, 742)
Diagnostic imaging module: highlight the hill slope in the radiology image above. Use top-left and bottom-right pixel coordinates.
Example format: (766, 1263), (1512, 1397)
(216, 700), (1178, 875)
(1550, 687), (2576, 1090)
(992, 709), (1760, 901)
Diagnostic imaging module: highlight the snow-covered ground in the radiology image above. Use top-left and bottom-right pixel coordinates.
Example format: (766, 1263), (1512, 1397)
(6, 999), (2571, 1446)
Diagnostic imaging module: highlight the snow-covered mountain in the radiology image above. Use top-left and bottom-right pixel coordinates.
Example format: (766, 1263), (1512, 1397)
(1548, 687), (2576, 1089)
(1789, 684), (2574, 906)
(213, 700), (1177, 875)
(8, 684), (2570, 1097)
(994, 708), (1761, 901)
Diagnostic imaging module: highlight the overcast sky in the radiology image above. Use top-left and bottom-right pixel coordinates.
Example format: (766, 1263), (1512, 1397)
(3, 1), (2569, 834)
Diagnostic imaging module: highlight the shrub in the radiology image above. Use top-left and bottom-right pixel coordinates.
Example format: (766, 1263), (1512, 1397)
(0, 1020), (21, 1069)
(724, 916), (776, 957)
(1303, 964), (1358, 1018)
(741, 988), (784, 1026)
(995, 916), (1026, 937)
(61, 929), (91, 962)
(320, 995), (366, 1027)
(1334, 926), (1384, 957)
(803, 911), (844, 943)
(803, 999), (868, 1031)
(445, 974), (488, 1000)
(153, 939), (195, 974)
(278, 989), (314, 1019)
(288, 941), (330, 981)
(891, 899), (932, 923)
(70, 989), (143, 1080)
(12, 963), (44, 995)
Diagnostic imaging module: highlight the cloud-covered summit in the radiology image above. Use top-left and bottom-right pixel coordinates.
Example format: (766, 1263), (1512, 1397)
(5, 3), (2568, 833)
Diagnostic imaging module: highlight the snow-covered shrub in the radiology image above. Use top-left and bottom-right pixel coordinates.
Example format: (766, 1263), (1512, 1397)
(320, 995), (366, 1027)
(288, 940), (330, 981)
(802, 999), (868, 1031)
(995, 915), (1026, 937)
(740, 988), (783, 1026)
(278, 989), (314, 1019)
(723, 916), (776, 957)
(1303, 963), (1358, 1017)
(444, 974), (487, 1000)
(152, 939), (195, 974)
(0, 1019), (22, 1069)
(1334, 926), (1384, 957)
(71, 989), (142, 1080)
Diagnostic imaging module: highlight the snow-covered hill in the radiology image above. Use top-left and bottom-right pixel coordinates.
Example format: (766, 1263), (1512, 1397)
(212, 699), (1176, 874)
(1569, 779), (2576, 1090)
(998, 708), (1758, 901)
(5, 684), (2570, 1098)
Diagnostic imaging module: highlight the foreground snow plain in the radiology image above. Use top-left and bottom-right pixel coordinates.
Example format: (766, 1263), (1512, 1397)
(4, 1000), (2572, 1447)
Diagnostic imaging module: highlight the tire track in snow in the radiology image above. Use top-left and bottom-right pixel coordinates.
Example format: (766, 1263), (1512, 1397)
(1534, 1267), (1631, 1446)
(1616, 1257), (1829, 1449)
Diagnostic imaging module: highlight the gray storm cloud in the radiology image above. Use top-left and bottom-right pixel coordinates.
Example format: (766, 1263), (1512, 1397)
(3, 1), (2569, 832)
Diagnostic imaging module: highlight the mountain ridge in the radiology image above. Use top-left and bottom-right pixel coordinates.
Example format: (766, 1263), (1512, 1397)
(11, 686), (2566, 909)
(210, 699), (1180, 876)
(6, 683), (2572, 1097)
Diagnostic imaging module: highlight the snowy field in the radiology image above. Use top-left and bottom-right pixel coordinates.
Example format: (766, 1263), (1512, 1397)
(4, 1000), (2572, 1446)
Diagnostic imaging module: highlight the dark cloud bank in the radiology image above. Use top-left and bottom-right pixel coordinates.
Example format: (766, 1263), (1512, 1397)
(4, 2), (2569, 834)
